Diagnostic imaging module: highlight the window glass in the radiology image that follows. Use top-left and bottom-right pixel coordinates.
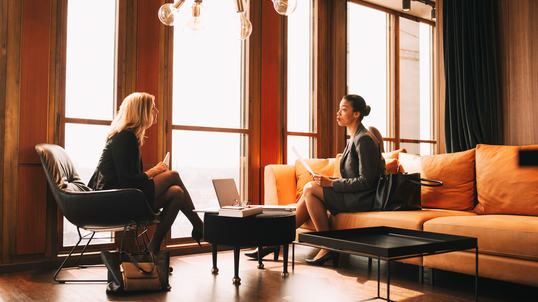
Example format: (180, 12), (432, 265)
(170, 0), (247, 239)
(65, 0), (116, 120)
(170, 130), (244, 238)
(400, 18), (433, 150)
(287, 1), (312, 133)
(172, 0), (243, 129)
(287, 136), (315, 163)
(63, 0), (117, 247)
(347, 3), (388, 137)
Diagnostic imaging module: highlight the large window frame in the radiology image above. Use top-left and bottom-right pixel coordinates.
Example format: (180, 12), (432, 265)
(347, 0), (437, 155)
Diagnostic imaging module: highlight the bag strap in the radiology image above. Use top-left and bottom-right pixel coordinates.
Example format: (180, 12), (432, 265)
(120, 251), (156, 274)
(410, 178), (443, 187)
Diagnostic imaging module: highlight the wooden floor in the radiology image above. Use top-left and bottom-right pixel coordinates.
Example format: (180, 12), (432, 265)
(1, 245), (537, 302)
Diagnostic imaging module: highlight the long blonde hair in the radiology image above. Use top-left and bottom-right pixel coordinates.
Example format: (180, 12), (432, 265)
(107, 92), (155, 146)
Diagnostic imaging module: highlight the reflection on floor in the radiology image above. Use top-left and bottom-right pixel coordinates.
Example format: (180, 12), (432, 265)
(1, 245), (537, 301)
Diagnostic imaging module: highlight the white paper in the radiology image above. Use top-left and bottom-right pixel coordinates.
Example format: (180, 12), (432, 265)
(291, 146), (314, 175)
(163, 152), (170, 166)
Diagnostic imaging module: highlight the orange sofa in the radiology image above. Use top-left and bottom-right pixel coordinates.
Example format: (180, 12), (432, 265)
(264, 144), (538, 287)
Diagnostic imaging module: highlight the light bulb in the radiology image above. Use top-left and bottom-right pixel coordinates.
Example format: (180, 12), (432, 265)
(272, 0), (297, 16)
(158, 0), (186, 26)
(233, 12), (252, 40)
(187, 2), (205, 31)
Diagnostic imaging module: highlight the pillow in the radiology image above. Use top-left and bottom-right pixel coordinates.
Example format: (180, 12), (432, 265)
(334, 154), (400, 176)
(383, 148), (407, 159)
(474, 144), (538, 216)
(398, 149), (476, 211)
(295, 158), (336, 202)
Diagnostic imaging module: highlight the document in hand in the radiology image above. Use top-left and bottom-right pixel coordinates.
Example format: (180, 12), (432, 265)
(291, 146), (314, 175)
(163, 152), (170, 166)
(218, 206), (263, 218)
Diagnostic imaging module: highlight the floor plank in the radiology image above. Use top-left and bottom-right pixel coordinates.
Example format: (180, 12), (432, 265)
(1, 246), (537, 301)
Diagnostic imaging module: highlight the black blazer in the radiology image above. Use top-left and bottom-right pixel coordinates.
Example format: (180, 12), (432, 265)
(88, 130), (155, 202)
(331, 123), (386, 212)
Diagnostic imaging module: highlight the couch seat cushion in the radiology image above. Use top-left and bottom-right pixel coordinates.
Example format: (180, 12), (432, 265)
(474, 144), (538, 216)
(424, 215), (538, 261)
(399, 149), (476, 211)
(329, 209), (476, 231)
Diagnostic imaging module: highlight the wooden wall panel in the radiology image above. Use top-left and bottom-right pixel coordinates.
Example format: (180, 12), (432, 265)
(16, 166), (47, 254)
(19, 0), (51, 164)
(137, 0), (161, 165)
(259, 1), (280, 204)
(497, 0), (538, 146)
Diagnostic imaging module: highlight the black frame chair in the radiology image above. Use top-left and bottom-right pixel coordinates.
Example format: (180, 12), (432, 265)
(36, 143), (162, 283)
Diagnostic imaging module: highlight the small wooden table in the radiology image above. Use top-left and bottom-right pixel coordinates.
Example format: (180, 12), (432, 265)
(203, 211), (296, 285)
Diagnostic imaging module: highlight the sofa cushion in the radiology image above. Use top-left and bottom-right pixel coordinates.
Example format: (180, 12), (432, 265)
(295, 158), (336, 202)
(383, 148), (407, 159)
(333, 149), (404, 178)
(474, 144), (538, 215)
(424, 215), (538, 262)
(398, 149), (476, 211)
(329, 209), (476, 231)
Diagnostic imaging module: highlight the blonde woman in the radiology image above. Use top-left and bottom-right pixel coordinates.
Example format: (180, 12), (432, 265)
(89, 92), (203, 252)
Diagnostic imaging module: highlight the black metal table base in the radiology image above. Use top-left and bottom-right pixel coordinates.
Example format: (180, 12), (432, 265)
(292, 242), (479, 302)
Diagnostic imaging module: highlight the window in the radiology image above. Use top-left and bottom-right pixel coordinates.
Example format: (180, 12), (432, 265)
(62, 0), (118, 247)
(286, 0), (315, 162)
(347, 2), (435, 155)
(169, 0), (248, 241)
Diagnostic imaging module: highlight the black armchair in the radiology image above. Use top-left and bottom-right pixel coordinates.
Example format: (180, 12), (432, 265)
(35, 143), (162, 283)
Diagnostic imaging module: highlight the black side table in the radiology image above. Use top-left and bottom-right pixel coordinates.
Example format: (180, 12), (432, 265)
(203, 211), (296, 285)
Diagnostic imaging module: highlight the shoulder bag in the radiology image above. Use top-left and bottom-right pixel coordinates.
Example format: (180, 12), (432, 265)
(372, 172), (442, 211)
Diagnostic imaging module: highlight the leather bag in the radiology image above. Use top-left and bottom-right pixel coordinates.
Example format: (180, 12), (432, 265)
(372, 172), (442, 211)
(101, 250), (171, 294)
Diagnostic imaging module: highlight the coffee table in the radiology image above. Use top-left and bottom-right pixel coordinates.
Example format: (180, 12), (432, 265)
(293, 226), (478, 302)
(203, 211), (296, 285)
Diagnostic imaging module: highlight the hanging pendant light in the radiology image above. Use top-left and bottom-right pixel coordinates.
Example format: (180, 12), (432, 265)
(158, 0), (186, 26)
(233, 0), (252, 40)
(272, 0), (298, 16)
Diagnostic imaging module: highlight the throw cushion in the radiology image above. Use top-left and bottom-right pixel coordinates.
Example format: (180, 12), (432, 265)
(398, 149), (476, 211)
(333, 152), (401, 177)
(295, 158), (336, 202)
(474, 144), (538, 215)
(383, 148), (407, 159)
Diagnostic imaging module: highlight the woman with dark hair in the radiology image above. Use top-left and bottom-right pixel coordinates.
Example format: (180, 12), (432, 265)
(89, 92), (203, 252)
(247, 94), (385, 266)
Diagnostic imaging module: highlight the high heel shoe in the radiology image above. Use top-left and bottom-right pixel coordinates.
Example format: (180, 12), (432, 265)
(305, 251), (339, 268)
(191, 230), (203, 247)
(244, 246), (280, 261)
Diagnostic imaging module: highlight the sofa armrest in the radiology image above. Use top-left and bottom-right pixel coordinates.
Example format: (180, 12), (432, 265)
(264, 164), (297, 205)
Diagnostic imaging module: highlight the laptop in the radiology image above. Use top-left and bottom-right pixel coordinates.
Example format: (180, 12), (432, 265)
(194, 178), (296, 213)
(193, 178), (240, 213)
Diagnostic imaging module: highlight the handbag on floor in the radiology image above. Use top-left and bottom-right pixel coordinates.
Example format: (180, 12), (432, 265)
(101, 250), (171, 294)
(372, 172), (442, 211)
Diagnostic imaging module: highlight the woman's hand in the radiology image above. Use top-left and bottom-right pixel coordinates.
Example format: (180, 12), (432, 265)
(311, 173), (333, 187)
(146, 162), (168, 179)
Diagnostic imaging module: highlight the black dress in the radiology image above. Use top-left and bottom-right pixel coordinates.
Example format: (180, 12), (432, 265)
(88, 130), (155, 206)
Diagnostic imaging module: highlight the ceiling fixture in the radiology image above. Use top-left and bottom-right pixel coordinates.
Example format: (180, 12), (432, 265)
(402, 0), (436, 20)
(402, 0), (411, 12)
(159, 0), (296, 41)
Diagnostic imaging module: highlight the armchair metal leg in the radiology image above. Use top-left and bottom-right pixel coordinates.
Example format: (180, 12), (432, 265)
(53, 228), (107, 283)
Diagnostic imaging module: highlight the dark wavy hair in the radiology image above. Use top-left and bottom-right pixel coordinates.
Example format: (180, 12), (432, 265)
(343, 94), (370, 121)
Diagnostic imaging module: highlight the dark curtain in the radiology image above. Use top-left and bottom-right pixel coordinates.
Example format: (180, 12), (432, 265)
(443, 0), (503, 153)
